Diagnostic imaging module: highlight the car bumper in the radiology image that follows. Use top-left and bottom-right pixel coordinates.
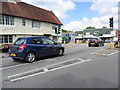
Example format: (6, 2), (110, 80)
(9, 51), (26, 60)
(89, 43), (98, 46)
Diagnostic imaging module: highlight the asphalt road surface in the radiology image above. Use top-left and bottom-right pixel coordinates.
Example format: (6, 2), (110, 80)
(1, 43), (119, 88)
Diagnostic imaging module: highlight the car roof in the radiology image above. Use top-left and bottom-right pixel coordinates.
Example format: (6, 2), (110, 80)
(18, 36), (47, 39)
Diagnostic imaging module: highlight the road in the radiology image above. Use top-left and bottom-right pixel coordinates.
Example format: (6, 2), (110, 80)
(1, 43), (119, 88)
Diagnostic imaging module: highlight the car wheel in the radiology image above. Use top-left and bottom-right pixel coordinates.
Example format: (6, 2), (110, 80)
(102, 44), (104, 46)
(12, 58), (19, 61)
(88, 44), (91, 47)
(98, 44), (101, 47)
(25, 52), (36, 63)
(58, 49), (64, 56)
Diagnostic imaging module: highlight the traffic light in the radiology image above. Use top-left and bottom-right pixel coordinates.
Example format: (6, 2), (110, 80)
(58, 25), (61, 34)
(109, 17), (113, 28)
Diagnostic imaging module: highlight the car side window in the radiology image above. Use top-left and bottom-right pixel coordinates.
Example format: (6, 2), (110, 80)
(42, 38), (54, 45)
(29, 38), (42, 44)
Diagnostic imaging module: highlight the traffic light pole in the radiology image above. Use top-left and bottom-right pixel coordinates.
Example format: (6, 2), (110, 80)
(57, 32), (58, 42)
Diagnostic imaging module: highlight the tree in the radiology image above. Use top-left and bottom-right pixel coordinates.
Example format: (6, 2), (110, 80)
(62, 29), (73, 33)
(62, 29), (67, 33)
(86, 26), (95, 29)
(102, 26), (107, 28)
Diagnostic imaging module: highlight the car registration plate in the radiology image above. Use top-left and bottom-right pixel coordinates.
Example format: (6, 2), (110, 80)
(10, 54), (16, 56)
(91, 43), (95, 45)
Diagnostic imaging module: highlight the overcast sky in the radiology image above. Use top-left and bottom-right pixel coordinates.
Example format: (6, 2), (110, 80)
(22, 0), (119, 31)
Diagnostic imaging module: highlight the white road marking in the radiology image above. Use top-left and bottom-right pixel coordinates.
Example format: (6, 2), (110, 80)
(0, 63), (29, 71)
(1, 59), (42, 70)
(0, 58), (58, 71)
(106, 51), (119, 56)
(91, 49), (105, 54)
(8, 58), (77, 78)
(43, 68), (49, 72)
(45, 59), (57, 61)
(8, 58), (92, 82)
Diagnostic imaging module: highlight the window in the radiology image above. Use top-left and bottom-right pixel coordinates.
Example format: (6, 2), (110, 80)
(32, 20), (40, 28)
(6, 16), (9, 25)
(22, 19), (26, 26)
(0, 15), (2, 24)
(0, 15), (14, 25)
(1, 35), (13, 43)
(10, 17), (14, 25)
(0, 35), (2, 43)
(42, 38), (54, 45)
(2, 15), (5, 25)
(105, 31), (110, 34)
(14, 38), (26, 45)
(29, 38), (42, 44)
(94, 31), (99, 35)
(52, 24), (58, 34)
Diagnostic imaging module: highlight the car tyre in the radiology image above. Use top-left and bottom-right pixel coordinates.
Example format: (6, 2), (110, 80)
(88, 44), (91, 47)
(102, 44), (104, 46)
(98, 44), (101, 47)
(58, 49), (64, 56)
(25, 52), (36, 63)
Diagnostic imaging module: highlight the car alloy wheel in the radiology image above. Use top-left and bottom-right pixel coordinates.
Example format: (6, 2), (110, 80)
(25, 52), (35, 63)
(59, 49), (63, 56)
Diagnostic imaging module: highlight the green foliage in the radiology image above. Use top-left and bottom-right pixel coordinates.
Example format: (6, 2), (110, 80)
(75, 31), (83, 34)
(86, 26), (95, 29)
(62, 29), (73, 33)
(62, 29), (67, 33)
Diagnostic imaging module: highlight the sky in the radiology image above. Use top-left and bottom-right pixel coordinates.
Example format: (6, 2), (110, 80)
(22, 0), (119, 31)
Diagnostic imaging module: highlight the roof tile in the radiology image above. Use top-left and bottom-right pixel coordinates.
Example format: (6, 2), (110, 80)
(0, 1), (62, 25)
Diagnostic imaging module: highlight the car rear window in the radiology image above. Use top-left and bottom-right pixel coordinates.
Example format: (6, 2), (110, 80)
(90, 38), (98, 41)
(13, 38), (26, 45)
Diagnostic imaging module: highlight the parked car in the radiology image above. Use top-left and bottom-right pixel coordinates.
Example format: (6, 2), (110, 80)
(9, 37), (65, 63)
(105, 40), (110, 43)
(88, 37), (104, 47)
(0, 44), (12, 53)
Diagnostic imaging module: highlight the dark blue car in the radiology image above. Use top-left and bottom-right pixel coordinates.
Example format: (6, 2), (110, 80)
(9, 36), (64, 63)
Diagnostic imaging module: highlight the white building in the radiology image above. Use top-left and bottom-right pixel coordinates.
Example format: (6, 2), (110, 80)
(0, 1), (62, 44)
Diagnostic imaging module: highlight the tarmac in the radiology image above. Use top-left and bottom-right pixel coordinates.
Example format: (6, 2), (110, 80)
(0, 43), (119, 59)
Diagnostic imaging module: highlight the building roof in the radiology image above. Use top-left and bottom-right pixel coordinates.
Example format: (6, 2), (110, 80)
(0, 1), (62, 25)
(84, 28), (113, 31)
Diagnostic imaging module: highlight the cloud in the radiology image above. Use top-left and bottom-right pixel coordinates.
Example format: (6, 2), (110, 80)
(22, 0), (76, 19)
(64, 17), (108, 31)
(64, 0), (118, 31)
(90, 0), (118, 16)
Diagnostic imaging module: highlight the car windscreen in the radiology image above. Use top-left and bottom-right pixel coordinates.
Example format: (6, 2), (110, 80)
(13, 38), (26, 45)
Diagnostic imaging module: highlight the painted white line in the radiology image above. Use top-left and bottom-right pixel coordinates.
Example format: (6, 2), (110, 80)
(0, 58), (41, 71)
(8, 58), (77, 78)
(10, 58), (92, 82)
(0, 58), (57, 71)
(106, 51), (119, 56)
(91, 49), (105, 54)
(45, 59), (57, 61)
(43, 68), (48, 72)
(102, 54), (107, 56)
(0, 63), (29, 71)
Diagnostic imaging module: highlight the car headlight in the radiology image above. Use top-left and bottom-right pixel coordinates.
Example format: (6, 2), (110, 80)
(61, 44), (64, 47)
